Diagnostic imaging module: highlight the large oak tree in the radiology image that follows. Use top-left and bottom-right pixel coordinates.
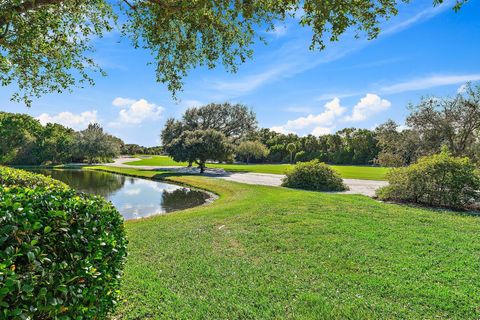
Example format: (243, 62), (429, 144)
(0, 0), (465, 106)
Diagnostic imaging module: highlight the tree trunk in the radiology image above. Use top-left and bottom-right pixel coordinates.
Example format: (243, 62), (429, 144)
(199, 161), (205, 173)
(188, 160), (193, 167)
(290, 152), (293, 164)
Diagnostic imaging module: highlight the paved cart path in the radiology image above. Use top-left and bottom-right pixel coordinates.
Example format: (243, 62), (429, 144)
(107, 157), (387, 197)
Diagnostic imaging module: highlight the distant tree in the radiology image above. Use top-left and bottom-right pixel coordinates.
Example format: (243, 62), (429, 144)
(161, 119), (184, 146)
(236, 141), (269, 164)
(181, 103), (257, 142)
(287, 143), (296, 164)
(350, 129), (379, 164)
(37, 123), (76, 164)
(0, 112), (127, 165)
(76, 123), (122, 163)
(406, 83), (480, 159)
(144, 146), (163, 155)
(162, 103), (257, 166)
(0, 112), (43, 164)
(121, 144), (146, 155)
(167, 129), (232, 173)
(375, 84), (480, 166)
(374, 120), (420, 167)
(3, 0), (448, 106)
(161, 119), (194, 166)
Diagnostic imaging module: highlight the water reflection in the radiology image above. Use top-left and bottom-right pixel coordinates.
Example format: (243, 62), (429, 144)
(161, 188), (210, 213)
(27, 169), (209, 219)
(30, 169), (126, 196)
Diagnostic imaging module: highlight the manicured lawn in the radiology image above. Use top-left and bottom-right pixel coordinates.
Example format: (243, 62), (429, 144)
(91, 166), (480, 319)
(126, 155), (389, 180)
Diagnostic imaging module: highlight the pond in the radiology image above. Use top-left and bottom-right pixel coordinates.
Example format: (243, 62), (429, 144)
(27, 169), (211, 220)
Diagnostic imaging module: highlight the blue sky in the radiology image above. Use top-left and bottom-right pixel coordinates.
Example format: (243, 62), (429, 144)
(1, 0), (480, 146)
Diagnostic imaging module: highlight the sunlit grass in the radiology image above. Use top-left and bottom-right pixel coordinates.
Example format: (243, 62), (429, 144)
(126, 156), (389, 180)
(90, 166), (480, 319)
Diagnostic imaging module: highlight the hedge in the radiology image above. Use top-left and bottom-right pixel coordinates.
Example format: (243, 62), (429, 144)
(282, 160), (348, 191)
(0, 167), (127, 319)
(376, 151), (480, 210)
(0, 166), (67, 189)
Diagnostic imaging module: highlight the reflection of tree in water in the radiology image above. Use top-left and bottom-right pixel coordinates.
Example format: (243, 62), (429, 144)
(161, 188), (209, 213)
(29, 169), (125, 197)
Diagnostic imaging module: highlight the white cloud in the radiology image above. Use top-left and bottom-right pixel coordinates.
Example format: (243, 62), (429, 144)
(271, 97), (346, 134)
(112, 97), (137, 107)
(286, 98), (345, 129)
(36, 111), (98, 130)
(110, 97), (164, 126)
(381, 74), (480, 94)
(270, 126), (295, 135)
(343, 94), (391, 122)
(311, 127), (332, 136)
(272, 94), (392, 135)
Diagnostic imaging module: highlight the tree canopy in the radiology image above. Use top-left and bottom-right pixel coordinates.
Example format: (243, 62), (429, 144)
(165, 129), (233, 172)
(0, 0), (465, 105)
(77, 123), (123, 163)
(406, 83), (480, 160)
(182, 103), (257, 141)
(161, 102), (257, 169)
(162, 102), (256, 153)
(236, 140), (269, 164)
(0, 112), (123, 164)
(376, 83), (480, 166)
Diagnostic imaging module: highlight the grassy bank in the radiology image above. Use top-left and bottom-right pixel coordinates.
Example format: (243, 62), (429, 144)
(90, 166), (480, 319)
(126, 156), (389, 180)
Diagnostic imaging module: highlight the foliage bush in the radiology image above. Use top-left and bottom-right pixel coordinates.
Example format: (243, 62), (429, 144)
(0, 167), (127, 318)
(0, 166), (68, 189)
(282, 160), (348, 191)
(236, 140), (269, 164)
(293, 150), (307, 163)
(376, 151), (480, 210)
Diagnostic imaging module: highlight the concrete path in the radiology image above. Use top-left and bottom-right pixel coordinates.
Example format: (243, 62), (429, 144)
(107, 157), (387, 197)
(215, 172), (387, 197)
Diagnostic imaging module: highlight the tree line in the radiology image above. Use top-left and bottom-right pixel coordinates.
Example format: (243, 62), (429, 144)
(0, 112), (160, 165)
(2, 84), (479, 167)
(162, 84), (480, 168)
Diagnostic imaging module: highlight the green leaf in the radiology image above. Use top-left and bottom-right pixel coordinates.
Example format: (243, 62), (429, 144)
(27, 252), (35, 262)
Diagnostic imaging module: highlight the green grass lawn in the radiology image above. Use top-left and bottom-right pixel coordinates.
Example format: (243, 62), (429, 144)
(126, 155), (389, 180)
(91, 166), (480, 319)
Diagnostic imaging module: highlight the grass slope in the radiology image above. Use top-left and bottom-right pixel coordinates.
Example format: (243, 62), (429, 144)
(91, 166), (480, 319)
(126, 156), (389, 180)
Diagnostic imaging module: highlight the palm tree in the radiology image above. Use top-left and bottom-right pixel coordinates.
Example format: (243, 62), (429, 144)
(287, 143), (296, 164)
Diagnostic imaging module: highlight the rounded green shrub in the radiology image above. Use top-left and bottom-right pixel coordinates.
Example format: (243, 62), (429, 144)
(282, 160), (348, 191)
(376, 151), (480, 210)
(0, 167), (127, 319)
(0, 166), (67, 189)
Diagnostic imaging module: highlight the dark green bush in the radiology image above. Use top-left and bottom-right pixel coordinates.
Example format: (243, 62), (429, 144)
(282, 160), (348, 191)
(0, 167), (127, 319)
(0, 166), (67, 189)
(293, 151), (307, 163)
(376, 151), (480, 210)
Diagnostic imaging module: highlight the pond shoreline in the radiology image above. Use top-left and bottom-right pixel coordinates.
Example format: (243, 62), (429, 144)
(21, 166), (218, 220)
(86, 165), (219, 206)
